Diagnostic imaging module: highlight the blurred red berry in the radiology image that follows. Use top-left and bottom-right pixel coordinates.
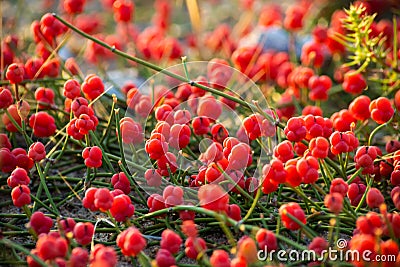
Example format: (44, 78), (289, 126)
(160, 229), (182, 254)
(0, 148), (17, 173)
(342, 71), (367, 94)
(256, 228), (277, 251)
(6, 63), (24, 84)
(81, 74), (104, 101)
(279, 202), (306, 230)
(156, 249), (176, 267)
(69, 247), (89, 267)
(301, 42), (325, 68)
(330, 178), (348, 197)
(324, 193), (343, 214)
(29, 211), (53, 235)
(185, 237), (207, 259)
(63, 0), (86, 14)
(198, 184), (229, 212)
(147, 193), (166, 213)
(117, 227), (146, 257)
(36, 233), (68, 261)
(366, 188), (385, 208)
(349, 95), (371, 121)
(7, 167), (30, 188)
(210, 249), (231, 267)
(284, 5), (305, 31)
(73, 222), (95, 246)
(0, 87), (13, 109)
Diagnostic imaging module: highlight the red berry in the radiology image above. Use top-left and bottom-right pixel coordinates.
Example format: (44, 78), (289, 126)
(262, 158), (287, 186)
(330, 178), (348, 197)
(369, 97), (394, 124)
(237, 237), (258, 264)
(11, 185), (31, 207)
(145, 133), (168, 160)
(144, 169), (162, 187)
(109, 194), (135, 222)
(12, 148), (34, 171)
(349, 95), (371, 121)
(2, 104), (23, 132)
(81, 74), (104, 101)
(63, 0), (86, 14)
(284, 5), (305, 31)
(111, 172), (131, 194)
(6, 63), (24, 84)
(160, 229), (182, 254)
(157, 152), (178, 176)
(342, 71), (367, 94)
(94, 188), (114, 211)
(198, 184), (229, 212)
(256, 228), (277, 251)
(0, 87), (13, 109)
(82, 146), (103, 168)
(192, 116), (211, 135)
(0, 134), (11, 149)
(156, 249), (176, 267)
(163, 185), (184, 207)
(35, 87), (55, 109)
(63, 79), (81, 99)
(197, 95), (222, 121)
(36, 233), (68, 261)
(284, 117), (306, 142)
(227, 143), (252, 170)
(366, 188), (385, 208)
(68, 247), (89, 267)
(209, 249), (231, 267)
(227, 204), (242, 221)
(29, 112), (57, 137)
(169, 124), (191, 150)
(7, 167), (30, 188)
(331, 109), (356, 132)
(296, 156), (319, 184)
(355, 146), (379, 175)
(113, 0), (134, 22)
(117, 227), (147, 257)
(301, 42), (325, 68)
(308, 237), (328, 257)
(309, 137), (329, 158)
(185, 237), (207, 259)
(90, 244), (117, 267)
(324, 193), (343, 214)
(302, 105), (323, 116)
(75, 114), (96, 135)
(147, 193), (166, 213)
(279, 202), (307, 230)
(285, 159), (302, 187)
(348, 182), (367, 206)
(59, 217), (76, 234)
(73, 222), (95, 246)
(81, 188), (97, 210)
(0, 148), (17, 173)
(29, 211), (53, 235)
(28, 142), (46, 162)
(211, 123), (229, 143)
(308, 75), (332, 101)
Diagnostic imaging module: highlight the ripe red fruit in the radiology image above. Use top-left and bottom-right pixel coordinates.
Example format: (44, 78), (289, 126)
(284, 5), (305, 31)
(11, 185), (31, 207)
(308, 237), (328, 257)
(90, 244), (117, 267)
(324, 193), (343, 214)
(29, 112), (57, 137)
(36, 233), (68, 261)
(302, 105), (323, 116)
(309, 137), (329, 158)
(109, 194), (135, 222)
(296, 156), (319, 184)
(2, 104), (23, 132)
(366, 188), (385, 208)
(81, 189), (97, 210)
(144, 169), (162, 187)
(156, 152), (178, 176)
(0, 148), (17, 173)
(81, 74), (104, 101)
(145, 133), (168, 160)
(174, 110), (191, 125)
(342, 71), (367, 94)
(349, 95), (371, 121)
(279, 202), (307, 230)
(119, 117), (143, 145)
(0, 87), (13, 109)
(262, 158), (287, 186)
(6, 63), (24, 84)
(355, 146), (379, 175)
(237, 237), (258, 264)
(156, 249), (176, 267)
(59, 217), (76, 234)
(169, 124), (191, 150)
(147, 193), (166, 212)
(211, 123), (229, 143)
(348, 182), (367, 206)
(0, 133), (11, 149)
(198, 184), (229, 212)
(308, 75), (332, 101)
(395, 89), (400, 111)
(94, 188), (114, 211)
(68, 247), (89, 267)
(284, 117), (306, 142)
(111, 172), (131, 194)
(330, 178), (348, 197)
(34, 87), (55, 109)
(163, 185), (184, 207)
(243, 114), (264, 141)
(301, 42), (325, 68)
(28, 142), (46, 162)
(185, 237), (207, 259)
(12, 148), (34, 171)
(7, 167), (30, 188)
(73, 222), (95, 245)
(303, 115), (332, 140)
(117, 227), (147, 257)
(329, 131), (359, 155)
(197, 95), (222, 121)
(63, 0), (86, 14)
(227, 143), (252, 170)
(63, 79), (81, 99)
(29, 211), (53, 235)
(331, 109), (356, 132)
(256, 228), (278, 251)
(285, 159), (302, 187)
(160, 229), (182, 254)
(209, 249), (231, 267)
(192, 116), (211, 135)
(227, 204), (242, 221)
(369, 97), (394, 124)
(75, 114), (96, 135)
(113, 0), (134, 22)
(82, 146), (103, 168)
